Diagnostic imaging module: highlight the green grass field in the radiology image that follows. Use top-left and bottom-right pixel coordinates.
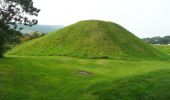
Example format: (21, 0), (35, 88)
(0, 55), (170, 100)
(154, 45), (170, 55)
(1, 20), (170, 99)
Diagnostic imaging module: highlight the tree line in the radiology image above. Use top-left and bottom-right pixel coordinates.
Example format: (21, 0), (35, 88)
(143, 36), (170, 44)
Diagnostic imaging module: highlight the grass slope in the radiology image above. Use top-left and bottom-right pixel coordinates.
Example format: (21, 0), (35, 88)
(0, 56), (170, 100)
(7, 20), (166, 60)
(154, 45), (170, 55)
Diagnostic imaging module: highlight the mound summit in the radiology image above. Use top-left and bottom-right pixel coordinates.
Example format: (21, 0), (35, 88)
(7, 20), (165, 59)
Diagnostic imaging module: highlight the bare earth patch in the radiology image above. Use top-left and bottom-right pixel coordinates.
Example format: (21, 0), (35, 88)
(79, 71), (94, 76)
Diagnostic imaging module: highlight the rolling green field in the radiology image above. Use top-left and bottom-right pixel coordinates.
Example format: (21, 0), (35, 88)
(1, 20), (170, 99)
(0, 55), (170, 100)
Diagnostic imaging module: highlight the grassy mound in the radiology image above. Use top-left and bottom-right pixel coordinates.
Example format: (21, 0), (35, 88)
(7, 20), (166, 59)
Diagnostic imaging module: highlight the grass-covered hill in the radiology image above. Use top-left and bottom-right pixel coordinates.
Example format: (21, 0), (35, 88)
(7, 20), (166, 59)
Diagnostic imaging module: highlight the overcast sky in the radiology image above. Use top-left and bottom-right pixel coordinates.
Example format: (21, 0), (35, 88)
(33, 0), (170, 38)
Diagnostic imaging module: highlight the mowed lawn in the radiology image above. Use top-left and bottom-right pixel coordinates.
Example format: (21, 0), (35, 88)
(0, 55), (170, 100)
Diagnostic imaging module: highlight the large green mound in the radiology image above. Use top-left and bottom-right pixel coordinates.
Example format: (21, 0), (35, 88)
(7, 20), (166, 59)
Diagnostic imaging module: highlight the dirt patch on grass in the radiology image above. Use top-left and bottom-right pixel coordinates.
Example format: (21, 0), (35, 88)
(79, 71), (95, 76)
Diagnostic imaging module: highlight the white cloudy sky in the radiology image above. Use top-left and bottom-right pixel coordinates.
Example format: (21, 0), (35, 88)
(33, 0), (170, 38)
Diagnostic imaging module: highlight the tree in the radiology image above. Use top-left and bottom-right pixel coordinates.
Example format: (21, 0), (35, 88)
(143, 36), (170, 44)
(0, 0), (40, 57)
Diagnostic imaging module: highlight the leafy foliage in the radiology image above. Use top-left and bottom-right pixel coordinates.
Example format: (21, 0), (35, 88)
(0, 22), (22, 56)
(143, 36), (170, 44)
(0, 0), (40, 26)
(0, 0), (40, 56)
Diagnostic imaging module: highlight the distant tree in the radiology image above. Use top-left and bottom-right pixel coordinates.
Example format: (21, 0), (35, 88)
(143, 36), (170, 44)
(164, 36), (170, 44)
(20, 32), (45, 43)
(0, 0), (40, 57)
